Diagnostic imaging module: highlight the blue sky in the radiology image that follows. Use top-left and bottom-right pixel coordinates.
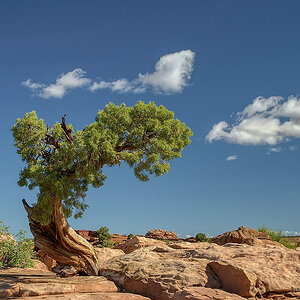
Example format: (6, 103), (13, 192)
(1, 1), (300, 238)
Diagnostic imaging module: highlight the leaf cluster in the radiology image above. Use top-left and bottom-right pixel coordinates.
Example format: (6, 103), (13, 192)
(195, 233), (210, 242)
(0, 221), (36, 269)
(12, 101), (192, 225)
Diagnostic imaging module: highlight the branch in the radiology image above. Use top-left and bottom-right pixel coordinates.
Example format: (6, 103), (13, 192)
(22, 198), (33, 217)
(61, 114), (74, 145)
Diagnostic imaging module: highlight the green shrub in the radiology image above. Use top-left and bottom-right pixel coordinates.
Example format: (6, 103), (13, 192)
(0, 221), (36, 269)
(196, 233), (209, 242)
(96, 226), (115, 248)
(96, 226), (111, 242)
(101, 239), (115, 248)
(258, 226), (297, 249)
(127, 233), (134, 239)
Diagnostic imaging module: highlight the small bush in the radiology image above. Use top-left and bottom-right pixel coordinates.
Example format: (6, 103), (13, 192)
(96, 226), (111, 242)
(96, 226), (115, 248)
(101, 239), (115, 248)
(258, 226), (297, 249)
(196, 233), (209, 242)
(0, 221), (36, 269)
(127, 233), (134, 239)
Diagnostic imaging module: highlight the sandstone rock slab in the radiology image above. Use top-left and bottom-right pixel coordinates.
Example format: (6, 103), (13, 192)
(101, 241), (300, 299)
(0, 269), (118, 298)
(18, 292), (151, 299)
(173, 287), (246, 300)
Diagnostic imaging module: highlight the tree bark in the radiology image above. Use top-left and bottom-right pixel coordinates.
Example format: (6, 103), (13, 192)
(22, 199), (100, 276)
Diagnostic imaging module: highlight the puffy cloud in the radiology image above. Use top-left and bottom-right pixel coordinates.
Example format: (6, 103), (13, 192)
(22, 69), (91, 99)
(22, 50), (195, 98)
(136, 50), (195, 94)
(206, 96), (300, 146)
(226, 155), (238, 161)
(89, 50), (195, 94)
(90, 79), (132, 93)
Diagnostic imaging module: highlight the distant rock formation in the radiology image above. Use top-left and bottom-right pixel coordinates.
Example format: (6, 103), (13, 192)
(211, 225), (271, 245)
(145, 229), (177, 241)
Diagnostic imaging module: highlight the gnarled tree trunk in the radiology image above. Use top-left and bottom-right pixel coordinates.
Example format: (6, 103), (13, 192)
(22, 199), (100, 275)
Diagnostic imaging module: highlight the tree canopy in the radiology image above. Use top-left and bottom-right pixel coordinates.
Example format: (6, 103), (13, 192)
(12, 101), (193, 225)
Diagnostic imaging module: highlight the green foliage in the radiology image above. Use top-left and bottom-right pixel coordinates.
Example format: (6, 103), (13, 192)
(0, 221), (36, 269)
(96, 226), (115, 248)
(258, 226), (297, 249)
(196, 233), (209, 242)
(96, 226), (111, 242)
(12, 102), (193, 225)
(101, 239), (115, 248)
(127, 233), (134, 239)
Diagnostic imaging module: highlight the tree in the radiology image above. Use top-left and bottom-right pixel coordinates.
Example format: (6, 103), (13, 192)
(12, 101), (193, 275)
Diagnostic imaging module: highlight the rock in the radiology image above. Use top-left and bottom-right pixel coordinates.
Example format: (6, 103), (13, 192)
(0, 234), (16, 243)
(173, 287), (246, 299)
(114, 236), (165, 254)
(75, 230), (99, 245)
(32, 259), (51, 272)
(0, 268), (118, 298)
(19, 293), (151, 299)
(52, 265), (78, 277)
(145, 229), (177, 241)
(110, 234), (128, 244)
(101, 240), (300, 299)
(37, 249), (56, 271)
(94, 247), (125, 266)
(211, 226), (271, 246)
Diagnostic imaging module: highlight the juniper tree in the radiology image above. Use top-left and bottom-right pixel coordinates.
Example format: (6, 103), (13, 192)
(12, 101), (192, 275)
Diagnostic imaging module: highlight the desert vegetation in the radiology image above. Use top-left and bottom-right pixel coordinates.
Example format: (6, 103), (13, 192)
(258, 226), (299, 249)
(0, 221), (35, 269)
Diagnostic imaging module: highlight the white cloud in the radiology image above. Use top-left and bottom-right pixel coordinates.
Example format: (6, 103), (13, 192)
(22, 68), (91, 99)
(90, 50), (195, 94)
(206, 96), (300, 146)
(289, 145), (297, 151)
(23, 50), (195, 98)
(186, 234), (192, 238)
(282, 230), (300, 236)
(226, 155), (238, 161)
(268, 147), (282, 153)
(136, 50), (195, 94)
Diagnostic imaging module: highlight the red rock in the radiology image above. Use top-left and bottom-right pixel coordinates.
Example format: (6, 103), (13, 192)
(110, 234), (128, 244)
(37, 250), (56, 271)
(19, 293), (151, 299)
(145, 229), (177, 241)
(114, 236), (165, 254)
(173, 287), (246, 299)
(211, 226), (271, 245)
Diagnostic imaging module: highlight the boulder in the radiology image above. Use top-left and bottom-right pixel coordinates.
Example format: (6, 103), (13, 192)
(94, 247), (125, 266)
(173, 287), (246, 299)
(145, 229), (177, 241)
(101, 240), (300, 299)
(114, 236), (165, 254)
(52, 265), (78, 277)
(37, 249), (56, 271)
(211, 226), (271, 245)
